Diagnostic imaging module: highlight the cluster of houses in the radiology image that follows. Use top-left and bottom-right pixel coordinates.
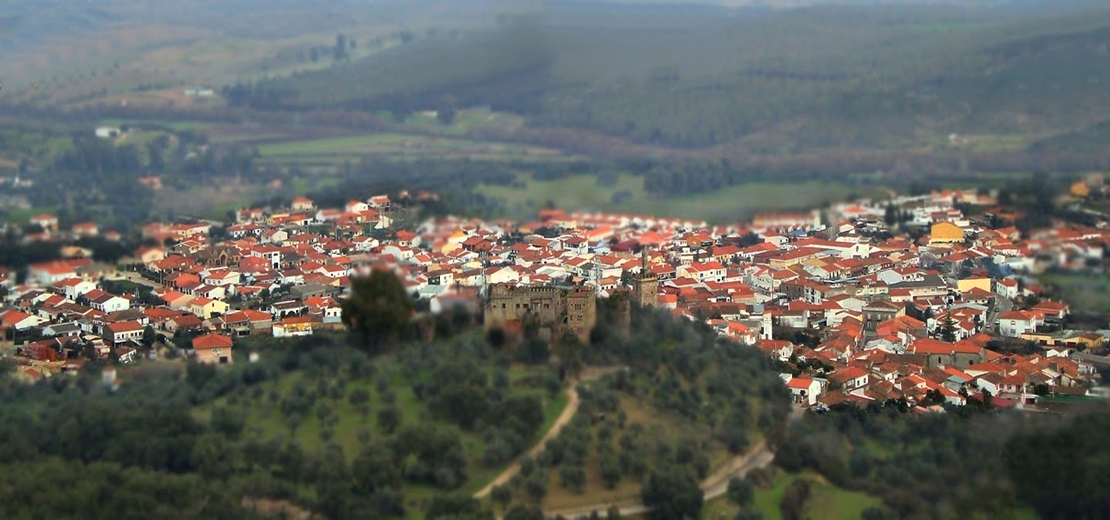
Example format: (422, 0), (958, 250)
(1, 187), (1108, 404)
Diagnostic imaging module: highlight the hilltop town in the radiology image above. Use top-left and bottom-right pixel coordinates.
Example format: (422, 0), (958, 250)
(2, 178), (1109, 412)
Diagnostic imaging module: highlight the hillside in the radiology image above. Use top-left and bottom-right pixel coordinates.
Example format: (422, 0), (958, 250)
(252, 1), (1110, 152)
(0, 297), (793, 520)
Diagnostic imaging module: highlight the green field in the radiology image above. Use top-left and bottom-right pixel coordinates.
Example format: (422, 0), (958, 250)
(477, 174), (881, 223)
(256, 132), (572, 165)
(1035, 272), (1110, 314)
(701, 471), (881, 520)
(1, 206), (57, 225)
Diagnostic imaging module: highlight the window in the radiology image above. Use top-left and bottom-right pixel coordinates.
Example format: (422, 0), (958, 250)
(501, 303), (506, 309)
(544, 303), (550, 309)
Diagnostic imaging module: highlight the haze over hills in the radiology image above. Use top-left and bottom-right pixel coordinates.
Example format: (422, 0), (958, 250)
(227, 0), (1110, 156)
(1, 0), (1107, 170)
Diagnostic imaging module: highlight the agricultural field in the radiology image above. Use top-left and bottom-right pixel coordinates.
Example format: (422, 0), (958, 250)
(1036, 271), (1110, 315)
(701, 470), (881, 520)
(477, 173), (883, 224)
(255, 132), (572, 166)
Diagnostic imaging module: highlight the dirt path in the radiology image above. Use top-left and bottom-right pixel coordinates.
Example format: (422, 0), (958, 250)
(473, 366), (625, 499)
(542, 407), (805, 520)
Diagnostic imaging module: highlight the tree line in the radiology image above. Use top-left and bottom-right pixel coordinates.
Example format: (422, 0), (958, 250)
(773, 397), (1110, 519)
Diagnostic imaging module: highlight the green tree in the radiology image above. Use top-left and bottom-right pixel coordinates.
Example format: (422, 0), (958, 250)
(560, 465), (587, 493)
(377, 406), (401, 434)
(491, 484), (513, 506)
(641, 466), (703, 520)
(504, 504), (545, 520)
(437, 96), (458, 125)
(727, 476), (753, 506)
(342, 270), (415, 352)
(425, 494), (487, 519)
(940, 314), (957, 343)
(779, 479), (811, 520)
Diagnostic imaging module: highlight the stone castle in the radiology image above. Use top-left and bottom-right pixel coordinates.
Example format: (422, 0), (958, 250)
(484, 283), (596, 344)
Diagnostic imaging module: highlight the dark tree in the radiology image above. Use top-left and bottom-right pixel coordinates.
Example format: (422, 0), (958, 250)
(504, 504), (545, 520)
(341, 270), (415, 352)
(640, 467), (703, 520)
(779, 479), (811, 520)
(437, 96), (458, 125)
(491, 483), (513, 506)
(425, 494), (488, 519)
(377, 406), (401, 434)
(727, 476), (753, 506)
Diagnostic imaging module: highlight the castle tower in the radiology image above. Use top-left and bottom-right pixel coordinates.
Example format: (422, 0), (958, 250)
(631, 248), (658, 308)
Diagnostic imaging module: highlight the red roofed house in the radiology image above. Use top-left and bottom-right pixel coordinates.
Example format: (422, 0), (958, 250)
(829, 366), (871, 392)
(998, 310), (1041, 338)
(783, 375), (824, 406)
(29, 261), (80, 286)
(29, 214), (58, 231)
(192, 333), (233, 364)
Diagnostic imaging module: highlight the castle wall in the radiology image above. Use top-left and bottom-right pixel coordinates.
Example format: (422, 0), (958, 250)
(484, 283), (595, 344)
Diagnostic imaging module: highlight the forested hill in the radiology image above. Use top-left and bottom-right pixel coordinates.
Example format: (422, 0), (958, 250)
(245, 2), (1110, 151)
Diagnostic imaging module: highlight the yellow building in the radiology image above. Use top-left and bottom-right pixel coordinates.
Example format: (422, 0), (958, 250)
(957, 278), (992, 294)
(190, 297), (230, 319)
(928, 222), (965, 245)
(1070, 181), (1091, 198)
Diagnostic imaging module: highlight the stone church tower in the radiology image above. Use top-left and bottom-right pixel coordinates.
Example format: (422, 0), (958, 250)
(631, 248), (658, 308)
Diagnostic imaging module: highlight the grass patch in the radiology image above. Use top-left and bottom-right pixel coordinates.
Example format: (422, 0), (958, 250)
(1, 206), (57, 224)
(702, 470), (882, 520)
(402, 107), (526, 136)
(477, 173), (648, 217)
(1035, 271), (1110, 314)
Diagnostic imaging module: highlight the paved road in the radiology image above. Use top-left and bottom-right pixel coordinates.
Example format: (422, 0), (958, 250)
(541, 407), (805, 520)
(989, 292), (1014, 330)
(474, 367), (626, 499)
